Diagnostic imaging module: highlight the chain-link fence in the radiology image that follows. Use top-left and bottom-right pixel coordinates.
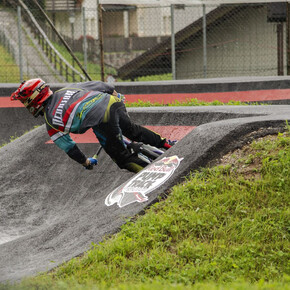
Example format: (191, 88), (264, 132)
(0, 1), (288, 83)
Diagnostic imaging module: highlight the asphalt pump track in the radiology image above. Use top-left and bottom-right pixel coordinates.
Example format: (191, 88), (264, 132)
(0, 105), (289, 282)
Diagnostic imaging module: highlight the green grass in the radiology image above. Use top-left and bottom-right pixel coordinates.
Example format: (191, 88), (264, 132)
(52, 42), (116, 82)
(125, 99), (255, 107)
(0, 126), (40, 148)
(0, 45), (23, 83)
(124, 73), (173, 82)
(2, 124), (289, 290)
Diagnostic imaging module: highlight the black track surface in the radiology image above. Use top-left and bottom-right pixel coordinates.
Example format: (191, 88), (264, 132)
(0, 105), (289, 282)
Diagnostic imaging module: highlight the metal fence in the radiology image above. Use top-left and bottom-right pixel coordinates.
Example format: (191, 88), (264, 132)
(0, 1), (288, 83)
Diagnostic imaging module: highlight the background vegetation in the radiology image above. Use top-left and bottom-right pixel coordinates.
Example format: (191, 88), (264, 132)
(0, 46), (23, 83)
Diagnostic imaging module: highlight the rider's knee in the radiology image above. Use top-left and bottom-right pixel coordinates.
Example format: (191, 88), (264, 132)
(117, 153), (148, 173)
(123, 162), (144, 173)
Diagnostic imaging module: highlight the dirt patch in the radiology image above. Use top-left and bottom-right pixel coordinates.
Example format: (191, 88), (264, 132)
(217, 134), (281, 180)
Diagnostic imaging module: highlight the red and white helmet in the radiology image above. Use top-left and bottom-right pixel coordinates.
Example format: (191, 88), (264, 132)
(10, 78), (52, 117)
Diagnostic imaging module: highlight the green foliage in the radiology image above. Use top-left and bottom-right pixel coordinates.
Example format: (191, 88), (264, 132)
(124, 73), (173, 82)
(0, 45), (24, 83)
(0, 126), (40, 148)
(126, 98), (251, 107)
(7, 125), (289, 289)
(52, 42), (116, 82)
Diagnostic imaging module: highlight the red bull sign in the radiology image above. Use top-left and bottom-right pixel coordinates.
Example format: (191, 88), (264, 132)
(105, 156), (183, 208)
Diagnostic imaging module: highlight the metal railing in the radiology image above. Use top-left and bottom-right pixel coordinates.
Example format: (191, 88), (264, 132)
(19, 0), (85, 82)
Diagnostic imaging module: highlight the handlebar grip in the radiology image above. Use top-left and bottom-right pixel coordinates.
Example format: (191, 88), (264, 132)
(88, 157), (98, 166)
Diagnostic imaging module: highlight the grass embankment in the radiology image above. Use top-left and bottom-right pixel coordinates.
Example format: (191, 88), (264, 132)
(3, 125), (289, 289)
(52, 42), (116, 82)
(0, 45), (23, 83)
(125, 99), (252, 107)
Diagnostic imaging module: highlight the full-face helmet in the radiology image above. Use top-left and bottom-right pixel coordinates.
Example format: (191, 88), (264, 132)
(10, 78), (52, 117)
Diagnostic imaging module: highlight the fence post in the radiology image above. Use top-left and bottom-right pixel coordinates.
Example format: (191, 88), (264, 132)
(60, 59), (63, 77)
(277, 22), (284, 76)
(287, 3), (290, 75)
(171, 4), (176, 80)
(17, 6), (23, 81)
(203, 4), (207, 78)
(97, 0), (105, 82)
(54, 51), (57, 69)
(82, 7), (88, 76)
(65, 64), (69, 82)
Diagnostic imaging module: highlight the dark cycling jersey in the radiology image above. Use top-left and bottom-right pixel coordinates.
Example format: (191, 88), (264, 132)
(44, 81), (116, 163)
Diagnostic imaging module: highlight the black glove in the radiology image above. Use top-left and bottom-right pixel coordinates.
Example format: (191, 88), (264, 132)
(127, 142), (143, 154)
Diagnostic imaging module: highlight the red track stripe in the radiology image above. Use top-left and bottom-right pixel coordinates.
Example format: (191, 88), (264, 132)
(2, 88), (290, 108)
(125, 89), (290, 103)
(45, 125), (195, 144)
(1, 98), (25, 107)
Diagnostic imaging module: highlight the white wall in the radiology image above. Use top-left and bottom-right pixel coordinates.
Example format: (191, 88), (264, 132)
(176, 5), (286, 79)
(135, 5), (213, 37)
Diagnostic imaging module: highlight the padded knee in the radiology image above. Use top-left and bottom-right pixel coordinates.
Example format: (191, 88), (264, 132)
(119, 153), (149, 173)
(123, 162), (144, 173)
